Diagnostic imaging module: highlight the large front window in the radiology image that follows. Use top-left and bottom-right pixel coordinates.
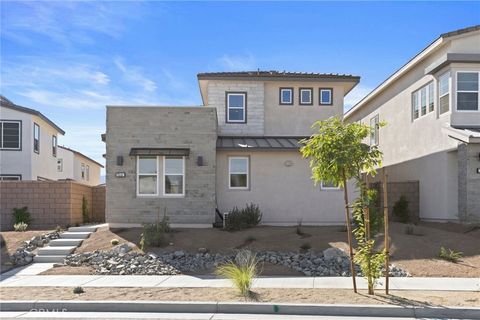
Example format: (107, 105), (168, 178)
(164, 156), (185, 196)
(457, 72), (479, 111)
(0, 121), (21, 150)
(137, 156), (158, 196)
(229, 156), (249, 189)
(439, 72), (450, 114)
(226, 92), (246, 123)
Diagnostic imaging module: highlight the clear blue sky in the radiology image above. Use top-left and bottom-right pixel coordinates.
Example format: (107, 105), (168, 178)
(1, 1), (479, 170)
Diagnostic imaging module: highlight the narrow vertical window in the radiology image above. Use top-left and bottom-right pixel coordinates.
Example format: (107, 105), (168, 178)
(33, 123), (40, 153)
(226, 92), (246, 123)
(428, 82), (434, 112)
(164, 156), (185, 196)
(412, 91), (419, 120)
(420, 86), (427, 116)
(319, 88), (333, 105)
(279, 88), (293, 105)
(370, 115), (379, 146)
(137, 156), (158, 196)
(229, 156), (249, 189)
(81, 163), (86, 180)
(57, 159), (63, 172)
(299, 88), (313, 105)
(457, 72), (479, 111)
(52, 135), (57, 157)
(439, 72), (450, 114)
(0, 121), (21, 150)
(86, 165), (90, 181)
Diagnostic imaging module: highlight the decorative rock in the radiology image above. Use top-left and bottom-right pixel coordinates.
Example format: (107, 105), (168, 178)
(9, 230), (61, 266)
(323, 247), (347, 261)
(174, 250), (185, 257)
(198, 248), (208, 254)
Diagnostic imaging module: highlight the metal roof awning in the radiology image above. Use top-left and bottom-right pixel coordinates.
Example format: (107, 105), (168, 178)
(129, 148), (190, 156)
(217, 136), (307, 151)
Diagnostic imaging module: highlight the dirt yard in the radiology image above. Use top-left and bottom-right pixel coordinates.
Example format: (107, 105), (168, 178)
(0, 287), (478, 307)
(43, 221), (480, 277)
(0, 230), (52, 273)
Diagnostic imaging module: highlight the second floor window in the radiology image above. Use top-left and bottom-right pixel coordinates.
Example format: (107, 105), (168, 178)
(52, 135), (57, 157)
(81, 163), (86, 180)
(0, 121), (21, 150)
(319, 88), (333, 105)
(439, 72), (450, 114)
(457, 72), (479, 111)
(33, 123), (40, 153)
(412, 82), (434, 120)
(299, 88), (313, 105)
(226, 92), (246, 123)
(279, 88), (293, 105)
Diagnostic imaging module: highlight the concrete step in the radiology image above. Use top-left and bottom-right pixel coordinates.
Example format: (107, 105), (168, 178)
(68, 226), (98, 232)
(60, 232), (91, 239)
(37, 246), (76, 256)
(48, 239), (83, 247)
(33, 255), (66, 263)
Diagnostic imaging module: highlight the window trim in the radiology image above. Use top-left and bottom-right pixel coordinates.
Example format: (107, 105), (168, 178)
(455, 71), (480, 112)
(438, 71), (451, 116)
(225, 92), (247, 123)
(299, 88), (313, 105)
(33, 123), (40, 154)
(136, 156), (159, 197)
(321, 181), (340, 190)
(279, 87), (294, 105)
(370, 114), (379, 146)
(319, 88), (333, 105)
(163, 156), (185, 197)
(0, 174), (22, 181)
(228, 156), (249, 190)
(52, 135), (57, 157)
(0, 120), (22, 151)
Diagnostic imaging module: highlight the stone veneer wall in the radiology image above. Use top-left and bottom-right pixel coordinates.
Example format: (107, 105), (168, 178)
(371, 181), (420, 223)
(106, 107), (217, 226)
(458, 143), (480, 222)
(0, 181), (105, 231)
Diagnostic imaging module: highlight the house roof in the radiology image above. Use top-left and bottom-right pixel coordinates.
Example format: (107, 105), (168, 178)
(217, 136), (307, 151)
(0, 95), (66, 135)
(345, 25), (480, 120)
(59, 146), (104, 168)
(198, 70), (360, 82)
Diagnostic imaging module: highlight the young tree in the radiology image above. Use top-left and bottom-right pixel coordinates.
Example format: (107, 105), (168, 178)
(300, 116), (384, 294)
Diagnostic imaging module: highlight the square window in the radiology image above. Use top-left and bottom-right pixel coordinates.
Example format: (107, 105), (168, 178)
(279, 88), (293, 105)
(299, 88), (313, 105)
(457, 72), (479, 111)
(137, 156), (158, 196)
(319, 88), (333, 105)
(1, 121), (21, 150)
(226, 92), (246, 123)
(229, 157), (248, 189)
(164, 156), (184, 196)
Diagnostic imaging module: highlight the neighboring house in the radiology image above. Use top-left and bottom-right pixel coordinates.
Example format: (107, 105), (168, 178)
(106, 71), (360, 227)
(0, 95), (65, 181)
(0, 96), (103, 185)
(57, 146), (103, 186)
(345, 25), (480, 222)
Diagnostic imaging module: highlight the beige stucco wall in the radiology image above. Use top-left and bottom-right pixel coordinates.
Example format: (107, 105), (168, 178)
(216, 150), (356, 225)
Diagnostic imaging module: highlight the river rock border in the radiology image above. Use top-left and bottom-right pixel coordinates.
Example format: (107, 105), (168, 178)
(10, 231), (61, 265)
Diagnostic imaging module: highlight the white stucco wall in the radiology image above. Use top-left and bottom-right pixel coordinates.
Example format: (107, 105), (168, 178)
(57, 146), (102, 186)
(30, 115), (62, 181)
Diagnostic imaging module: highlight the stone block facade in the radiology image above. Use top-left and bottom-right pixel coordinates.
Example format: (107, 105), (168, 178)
(458, 143), (480, 222)
(106, 107), (217, 226)
(0, 181), (105, 230)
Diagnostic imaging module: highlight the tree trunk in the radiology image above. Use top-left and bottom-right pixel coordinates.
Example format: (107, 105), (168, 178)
(342, 169), (357, 293)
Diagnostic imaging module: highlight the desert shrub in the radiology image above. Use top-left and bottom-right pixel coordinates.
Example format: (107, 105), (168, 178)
(225, 203), (262, 231)
(13, 222), (28, 232)
(73, 286), (84, 294)
(82, 196), (90, 223)
(111, 238), (119, 246)
(215, 250), (258, 299)
(12, 207), (31, 226)
(300, 242), (311, 251)
(393, 195), (410, 223)
(438, 246), (463, 263)
(140, 214), (172, 248)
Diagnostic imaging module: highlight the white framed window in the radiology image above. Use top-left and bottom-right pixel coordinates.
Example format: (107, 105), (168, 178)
(0, 175), (21, 181)
(81, 163), (86, 180)
(0, 120), (21, 150)
(370, 115), (379, 146)
(57, 159), (63, 172)
(33, 123), (40, 153)
(412, 81), (434, 120)
(137, 156), (158, 196)
(163, 156), (185, 196)
(228, 156), (249, 189)
(321, 181), (340, 190)
(279, 88), (293, 105)
(86, 165), (90, 181)
(52, 135), (57, 157)
(226, 92), (246, 123)
(428, 82), (434, 112)
(319, 88), (333, 105)
(457, 71), (479, 111)
(439, 72), (450, 115)
(299, 88), (313, 105)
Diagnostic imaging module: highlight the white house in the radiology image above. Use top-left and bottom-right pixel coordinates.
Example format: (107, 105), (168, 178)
(57, 146), (103, 186)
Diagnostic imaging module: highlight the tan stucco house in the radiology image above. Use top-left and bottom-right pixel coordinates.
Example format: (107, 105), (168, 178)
(345, 25), (480, 222)
(105, 71), (359, 227)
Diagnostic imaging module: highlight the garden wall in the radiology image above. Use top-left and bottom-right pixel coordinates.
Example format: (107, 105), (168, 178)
(0, 181), (105, 231)
(371, 181), (420, 223)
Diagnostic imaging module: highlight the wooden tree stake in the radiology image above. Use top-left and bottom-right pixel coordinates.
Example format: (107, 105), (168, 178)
(342, 170), (357, 293)
(382, 168), (390, 295)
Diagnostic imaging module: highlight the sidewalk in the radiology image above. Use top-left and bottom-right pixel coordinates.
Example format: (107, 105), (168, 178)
(1, 273), (479, 291)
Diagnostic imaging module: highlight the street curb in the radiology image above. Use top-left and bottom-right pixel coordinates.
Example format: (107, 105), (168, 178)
(1, 301), (480, 318)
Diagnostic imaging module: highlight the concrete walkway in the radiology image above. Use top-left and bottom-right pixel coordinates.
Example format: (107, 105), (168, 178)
(0, 275), (478, 291)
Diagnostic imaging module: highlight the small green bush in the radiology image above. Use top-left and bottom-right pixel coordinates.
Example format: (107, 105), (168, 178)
(111, 238), (119, 246)
(13, 222), (28, 232)
(73, 286), (84, 294)
(225, 203), (262, 231)
(300, 242), (311, 251)
(215, 250), (258, 299)
(12, 207), (31, 226)
(393, 195), (410, 223)
(438, 246), (463, 263)
(141, 214), (172, 248)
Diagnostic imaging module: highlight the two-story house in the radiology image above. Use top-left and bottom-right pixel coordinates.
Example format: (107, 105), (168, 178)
(105, 71), (359, 227)
(345, 25), (480, 222)
(0, 95), (103, 185)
